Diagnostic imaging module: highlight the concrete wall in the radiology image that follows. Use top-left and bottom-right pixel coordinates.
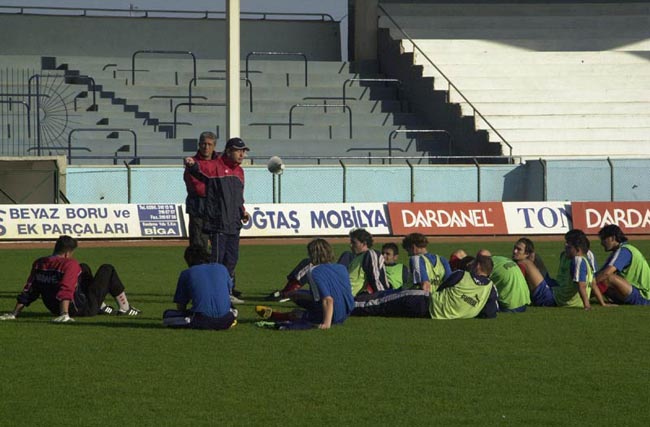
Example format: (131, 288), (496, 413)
(64, 159), (650, 204)
(0, 14), (341, 60)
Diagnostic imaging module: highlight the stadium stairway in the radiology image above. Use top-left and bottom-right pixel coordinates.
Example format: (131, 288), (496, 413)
(0, 55), (437, 165)
(378, 1), (650, 159)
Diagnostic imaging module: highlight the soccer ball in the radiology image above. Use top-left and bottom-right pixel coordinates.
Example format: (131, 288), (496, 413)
(267, 156), (284, 175)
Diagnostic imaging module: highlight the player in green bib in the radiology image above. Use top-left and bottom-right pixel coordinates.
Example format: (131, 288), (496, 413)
(381, 243), (409, 290)
(479, 250), (530, 312)
(596, 224), (650, 305)
(528, 233), (608, 309)
(353, 253), (498, 320)
(403, 233), (451, 293)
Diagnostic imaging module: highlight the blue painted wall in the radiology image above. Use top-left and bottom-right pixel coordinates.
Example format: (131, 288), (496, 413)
(65, 159), (650, 204)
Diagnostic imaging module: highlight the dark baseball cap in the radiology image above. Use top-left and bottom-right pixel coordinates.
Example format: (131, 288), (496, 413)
(225, 137), (250, 151)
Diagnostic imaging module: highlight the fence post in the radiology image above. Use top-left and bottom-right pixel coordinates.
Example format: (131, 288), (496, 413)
(473, 158), (481, 202)
(540, 158), (547, 201)
(607, 157), (614, 201)
(339, 160), (346, 203)
(124, 161), (132, 203)
(406, 160), (414, 202)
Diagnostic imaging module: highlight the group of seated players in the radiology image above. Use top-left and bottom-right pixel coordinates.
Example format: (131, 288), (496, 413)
(3, 224), (648, 330)
(251, 223), (650, 330)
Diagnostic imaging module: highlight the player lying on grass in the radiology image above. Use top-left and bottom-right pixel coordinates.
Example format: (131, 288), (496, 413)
(265, 228), (389, 302)
(163, 245), (238, 330)
(403, 233), (452, 292)
(352, 252), (498, 320)
(255, 238), (354, 330)
(0, 235), (140, 323)
(477, 249), (530, 312)
(521, 233), (609, 309)
(596, 224), (650, 305)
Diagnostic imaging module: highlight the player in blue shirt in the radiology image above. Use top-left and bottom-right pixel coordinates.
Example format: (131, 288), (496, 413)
(163, 245), (237, 330)
(596, 224), (650, 305)
(403, 233), (452, 292)
(256, 239), (354, 330)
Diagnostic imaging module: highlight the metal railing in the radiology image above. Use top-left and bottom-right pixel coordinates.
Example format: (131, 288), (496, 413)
(246, 52), (308, 86)
(0, 6), (334, 21)
(378, 4), (513, 160)
(70, 75), (98, 111)
(173, 102), (226, 138)
(0, 100), (30, 138)
(67, 128), (138, 165)
(131, 50), (196, 85)
(188, 77), (253, 112)
(27, 73), (68, 155)
(342, 78), (402, 108)
(288, 104), (352, 139)
(388, 129), (452, 163)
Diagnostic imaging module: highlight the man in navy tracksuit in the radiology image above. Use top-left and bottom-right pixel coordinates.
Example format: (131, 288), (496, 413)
(184, 137), (250, 301)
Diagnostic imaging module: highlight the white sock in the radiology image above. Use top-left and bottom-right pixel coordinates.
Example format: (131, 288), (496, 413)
(115, 292), (130, 311)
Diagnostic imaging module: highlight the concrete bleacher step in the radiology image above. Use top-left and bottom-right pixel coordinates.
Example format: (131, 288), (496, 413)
(476, 114), (650, 130)
(381, 2), (650, 16)
(381, 15), (648, 30)
(491, 127), (650, 144)
(1, 54), (432, 163)
(419, 62), (650, 77)
(448, 89), (650, 103)
(378, 0), (650, 159)
(56, 57), (381, 77)
(513, 141), (650, 158)
(458, 102), (650, 116)
(405, 47), (650, 65)
(400, 37), (650, 52)
(152, 110), (421, 126)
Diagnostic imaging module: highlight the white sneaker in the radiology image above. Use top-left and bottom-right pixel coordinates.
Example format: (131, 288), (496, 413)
(52, 314), (75, 323)
(230, 295), (245, 304)
(0, 313), (16, 320)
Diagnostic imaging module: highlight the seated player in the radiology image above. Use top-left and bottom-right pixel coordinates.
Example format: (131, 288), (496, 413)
(381, 242), (409, 290)
(477, 249), (530, 312)
(255, 239), (354, 330)
(0, 235), (140, 323)
(449, 249), (468, 271)
(163, 245), (238, 330)
(403, 233), (451, 292)
(352, 252), (498, 320)
(266, 228), (389, 301)
(596, 224), (650, 305)
(562, 229), (598, 272)
(526, 233), (608, 309)
(514, 237), (558, 281)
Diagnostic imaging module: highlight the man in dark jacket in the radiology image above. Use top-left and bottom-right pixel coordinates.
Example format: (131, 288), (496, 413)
(184, 137), (250, 303)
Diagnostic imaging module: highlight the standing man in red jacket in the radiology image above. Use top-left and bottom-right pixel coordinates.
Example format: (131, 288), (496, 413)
(183, 131), (219, 254)
(184, 137), (250, 303)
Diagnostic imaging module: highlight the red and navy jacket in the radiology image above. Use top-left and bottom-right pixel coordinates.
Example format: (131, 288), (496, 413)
(17, 255), (82, 315)
(187, 154), (246, 234)
(183, 150), (218, 217)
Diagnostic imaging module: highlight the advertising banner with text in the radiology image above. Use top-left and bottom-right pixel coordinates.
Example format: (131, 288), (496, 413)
(502, 202), (572, 235)
(237, 203), (391, 237)
(0, 204), (185, 240)
(387, 202), (508, 235)
(571, 201), (650, 234)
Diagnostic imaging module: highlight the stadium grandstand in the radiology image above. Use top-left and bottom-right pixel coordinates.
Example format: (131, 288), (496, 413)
(1, 0), (649, 203)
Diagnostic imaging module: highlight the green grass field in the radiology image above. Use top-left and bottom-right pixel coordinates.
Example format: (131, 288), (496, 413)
(2, 238), (650, 426)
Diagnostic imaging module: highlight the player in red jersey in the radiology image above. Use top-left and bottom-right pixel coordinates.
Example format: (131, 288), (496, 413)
(0, 235), (140, 322)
